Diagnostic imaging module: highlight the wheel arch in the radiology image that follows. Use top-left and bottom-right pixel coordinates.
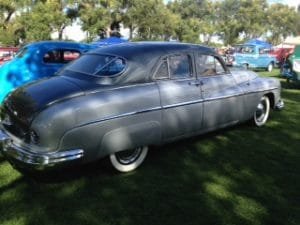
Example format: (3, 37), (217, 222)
(264, 92), (275, 109)
(99, 121), (162, 158)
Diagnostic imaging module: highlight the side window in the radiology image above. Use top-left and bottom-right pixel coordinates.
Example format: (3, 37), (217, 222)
(169, 55), (192, 78)
(154, 54), (192, 80)
(155, 59), (169, 79)
(197, 54), (226, 76)
(95, 57), (126, 76)
(63, 50), (80, 62)
(43, 49), (81, 64)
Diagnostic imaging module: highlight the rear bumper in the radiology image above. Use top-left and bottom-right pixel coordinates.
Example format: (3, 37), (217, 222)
(0, 128), (84, 171)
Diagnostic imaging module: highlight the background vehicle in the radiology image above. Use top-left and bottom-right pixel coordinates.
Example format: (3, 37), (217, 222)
(0, 41), (95, 103)
(270, 46), (294, 67)
(281, 44), (300, 82)
(232, 40), (276, 72)
(0, 47), (19, 66)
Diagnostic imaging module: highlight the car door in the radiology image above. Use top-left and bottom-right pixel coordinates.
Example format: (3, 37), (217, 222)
(196, 54), (245, 130)
(154, 53), (203, 140)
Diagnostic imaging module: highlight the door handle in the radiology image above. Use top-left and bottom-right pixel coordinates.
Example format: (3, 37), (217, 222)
(188, 80), (203, 86)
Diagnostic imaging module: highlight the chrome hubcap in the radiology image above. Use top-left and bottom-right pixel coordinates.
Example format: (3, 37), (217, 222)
(115, 147), (142, 165)
(255, 102), (266, 122)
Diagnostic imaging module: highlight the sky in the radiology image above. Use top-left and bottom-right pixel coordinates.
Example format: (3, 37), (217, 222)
(269, 0), (300, 8)
(61, 0), (300, 42)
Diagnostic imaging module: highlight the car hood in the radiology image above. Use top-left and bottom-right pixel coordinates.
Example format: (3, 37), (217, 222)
(3, 76), (84, 125)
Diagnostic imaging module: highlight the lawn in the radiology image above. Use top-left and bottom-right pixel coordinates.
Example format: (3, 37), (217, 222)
(0, 69), (299, 225)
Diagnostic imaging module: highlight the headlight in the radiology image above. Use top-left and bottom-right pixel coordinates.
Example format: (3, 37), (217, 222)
(30, 130), (39, 144)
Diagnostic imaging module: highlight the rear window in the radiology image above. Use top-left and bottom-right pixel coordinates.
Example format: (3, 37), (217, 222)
(65, 54), (126, 77)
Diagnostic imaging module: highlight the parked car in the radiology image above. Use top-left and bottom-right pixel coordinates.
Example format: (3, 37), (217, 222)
(0, 47), (19, 66)
(281, 45), (300, 82)
(232, 44), (276, 72)
(0, 41), (95, 103)
(0, 42), (284, 174)
(270, 47), (294, 67)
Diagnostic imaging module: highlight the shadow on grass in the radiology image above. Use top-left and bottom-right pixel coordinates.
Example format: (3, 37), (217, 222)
(279, 76), (300, 89)
(0, 88), (299, 225)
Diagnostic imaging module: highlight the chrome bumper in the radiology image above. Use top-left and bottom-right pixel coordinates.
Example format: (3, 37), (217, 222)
(0, 128), (84, 170)
(275, 99), (284, 110)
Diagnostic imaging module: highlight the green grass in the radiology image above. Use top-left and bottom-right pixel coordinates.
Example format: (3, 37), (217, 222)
(0, 69), (299, 225)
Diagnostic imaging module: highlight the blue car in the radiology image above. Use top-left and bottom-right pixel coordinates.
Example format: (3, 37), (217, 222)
(0, 41), (95, 103)
(232, 42), (276, 72)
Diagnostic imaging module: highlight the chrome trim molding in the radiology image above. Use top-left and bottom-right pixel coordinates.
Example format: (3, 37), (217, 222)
(163, 99), (204, 109)
(0, 129), (10, 143)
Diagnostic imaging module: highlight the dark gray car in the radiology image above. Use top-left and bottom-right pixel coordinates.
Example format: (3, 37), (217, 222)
(0, 42), (284, 173)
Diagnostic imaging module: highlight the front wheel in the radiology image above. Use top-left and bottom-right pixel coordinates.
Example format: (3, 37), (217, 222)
(110, 146), (148, 172)
(253, 96), (270, 127)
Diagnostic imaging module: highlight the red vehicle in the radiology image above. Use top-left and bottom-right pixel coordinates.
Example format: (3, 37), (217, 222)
(270, 47), (294, 66)
(0, 47), (19, 65)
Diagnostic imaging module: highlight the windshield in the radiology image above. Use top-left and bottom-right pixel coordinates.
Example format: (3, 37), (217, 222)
(64, 54), (126, 77)
(15, 47), (28, 58)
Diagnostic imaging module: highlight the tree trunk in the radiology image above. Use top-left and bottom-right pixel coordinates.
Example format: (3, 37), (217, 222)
(129, 25), (133, 40)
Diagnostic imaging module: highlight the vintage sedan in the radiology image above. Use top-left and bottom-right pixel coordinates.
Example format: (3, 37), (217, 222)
(0, 41), (95, 103)
(0, 42), (284, 173)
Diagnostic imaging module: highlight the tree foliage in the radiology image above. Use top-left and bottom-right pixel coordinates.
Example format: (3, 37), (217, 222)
(266, 3), (300, 44)
(0, 0), (299, 46)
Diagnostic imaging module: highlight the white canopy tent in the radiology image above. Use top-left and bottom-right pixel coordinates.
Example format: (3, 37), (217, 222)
(284, 36), (300, 45)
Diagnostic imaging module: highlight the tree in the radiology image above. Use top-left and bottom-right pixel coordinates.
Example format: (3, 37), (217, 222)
(238, 0), (268, 40)
(0, 1), (22, 45)
(129, 0), (178, 40)
(79, 1), (121, 41)
(20, 0), (75, 42)
(168, 0), (205, 43)
(267, 3), (300, 44)
(216, 0), (245, 45)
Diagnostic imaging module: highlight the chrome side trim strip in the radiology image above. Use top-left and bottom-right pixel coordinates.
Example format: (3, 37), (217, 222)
(163, 99), (204, 109)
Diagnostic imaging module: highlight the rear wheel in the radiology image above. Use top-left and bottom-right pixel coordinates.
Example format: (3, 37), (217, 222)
(110, 146), (148, 172)
(253, 96), (270, 127)
(267, 63), (273, 72)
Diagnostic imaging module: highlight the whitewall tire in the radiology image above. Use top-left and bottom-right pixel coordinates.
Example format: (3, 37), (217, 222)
(110, 146), (148, 172)
(267, 63), (273, 72)
(254, 96), (270, 127)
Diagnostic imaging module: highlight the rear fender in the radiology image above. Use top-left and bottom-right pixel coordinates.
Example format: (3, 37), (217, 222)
(99, 121), (161, 158)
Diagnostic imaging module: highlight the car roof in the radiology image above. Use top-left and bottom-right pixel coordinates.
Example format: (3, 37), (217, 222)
(79, 42), (216, 84)
(24, 41), (92, 49)
(89, 41), (215, 59)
